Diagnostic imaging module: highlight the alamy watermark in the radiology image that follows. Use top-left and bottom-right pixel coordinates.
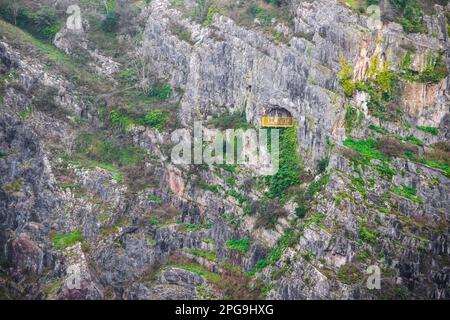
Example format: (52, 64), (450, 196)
(170, 122), (280, 176)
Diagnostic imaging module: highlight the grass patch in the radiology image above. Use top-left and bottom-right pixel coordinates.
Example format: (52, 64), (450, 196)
(52, 230), (83, 250)
(189, 248), (218, 262)
(416, 125), (439, 136)
(226, 239), (250, 254)
(392, 184), (423, 203)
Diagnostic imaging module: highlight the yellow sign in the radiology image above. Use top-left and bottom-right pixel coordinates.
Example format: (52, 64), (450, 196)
(261, 116), (294, 127)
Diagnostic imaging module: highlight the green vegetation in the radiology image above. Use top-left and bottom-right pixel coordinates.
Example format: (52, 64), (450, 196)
(266, 126), (301, 200)
(404, 134), (423, 146)
(72, 132), (146, 181)
(140, 109), (170, 130)
(146, 82), (173, 101)
(183, 223), (212, 232)
(52, 230), (83, 250)
(249, 6), (274, 26)
(0, 4), (60, 41)
(344, 105), (357, 134)
(226, 239), (250, 254)
(392, 184), (423, 203)
(189, 248), (218, 262)
(2, 179), (23, 193)
(209, 110), (250, 130)
(343, 138), (397, 180)
(356, 55), (400, 121)
(343, 138), (384, 161)
(171, 263), (221, 284)
(17, 108), (32, 120)
(204, 3), (220, 26)
(368, 124), (389, 134)
(251, 229), (299, 274)
(149, 217), (161, 226)
(338, 58), (355, 97)
(147, 194), (162, 203)
(110, 109), (170, 131)
(401, 50), (448, 84)
(172, 24), (192, 43)
(416, 125), (439, 136)
(337, 264), (363, 285)
(110, 110), (134, 130)
(391, 0), (425, 33)
(358, 225), (379, 245)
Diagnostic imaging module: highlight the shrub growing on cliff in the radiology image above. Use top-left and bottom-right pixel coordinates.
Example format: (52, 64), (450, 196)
(52, 230), (83, 250)
(266, 126), (301, 200)
(338, 59), (355, 97)
(391, 0), (425, 33)
(140, 109), (169, 130)
(226, 239), (250, 254)
(0, 4), (60, 41)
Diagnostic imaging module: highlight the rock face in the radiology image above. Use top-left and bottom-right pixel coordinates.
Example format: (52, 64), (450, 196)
(0, 0), (449, 300)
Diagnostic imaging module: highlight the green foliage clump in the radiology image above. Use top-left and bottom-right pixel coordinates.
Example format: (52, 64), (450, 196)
(0, 4), (60, 41)
(358, 225), (379, 245)
(357, 56), (400, 121)
(392, 184), (423, 203)
(401, 51), (448, 84)
(147, 82), (173, 101)
(204, 3), (220, 26)
(337, 264), (363, 285)
(249, 6), (274, 26)
(52, 230), (83, 250)
(338, 59), (355, 97)
(183, 223), (212, 232)
(147, 194), (162, 203)
(189, 248), (218, 262)
(344, 105), (357, 134)
(226, 239), (250, 254)
(209, 111), (250, 130)
(404, 134), (423, 146)
(73, 132), (145, 182)
(343, 138), (384, 162)
(140, 109), (170, 130)
(391, 0), (425, 33)
(110, 110), (133, 130)
(266, 126), (301, 200)
(2, 179), (23, 193)
(252, 229), (298, 273)
(368, 124), (389, 134)
(417, 125), (439, 136)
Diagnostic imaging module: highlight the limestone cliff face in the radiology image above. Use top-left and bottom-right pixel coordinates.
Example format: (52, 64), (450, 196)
(0, 0), (449, 300)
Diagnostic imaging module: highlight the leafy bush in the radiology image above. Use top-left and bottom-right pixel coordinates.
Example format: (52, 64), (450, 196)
(204, 3), (220, 26)
(338, 59), (355, 97)
(101, 12), (119, 33)
(75, 132), (145, 168)
(417, 125), (439, 136)
(266, 126), (301, 200)
(147, 82), (173, 100)
(344, 105), (357, 134)
(252, 229), (298, 273)
(391, 0), (425, 33)
(140, 109), (169, 130)
(0, 4), (60, 41)
(226, 239), (250, 254)
(52, 230), (83, 250)
(392, 184), (423, 203)
(358, 225), (378, 245)
(249, 6), (273, 26)
(110, 110), (133, 130)
(404, 134), (423, 146)
(209, 111), (250, 130)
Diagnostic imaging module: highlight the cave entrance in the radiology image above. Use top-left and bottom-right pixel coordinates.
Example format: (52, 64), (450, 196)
(261, 107), (294, 128)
